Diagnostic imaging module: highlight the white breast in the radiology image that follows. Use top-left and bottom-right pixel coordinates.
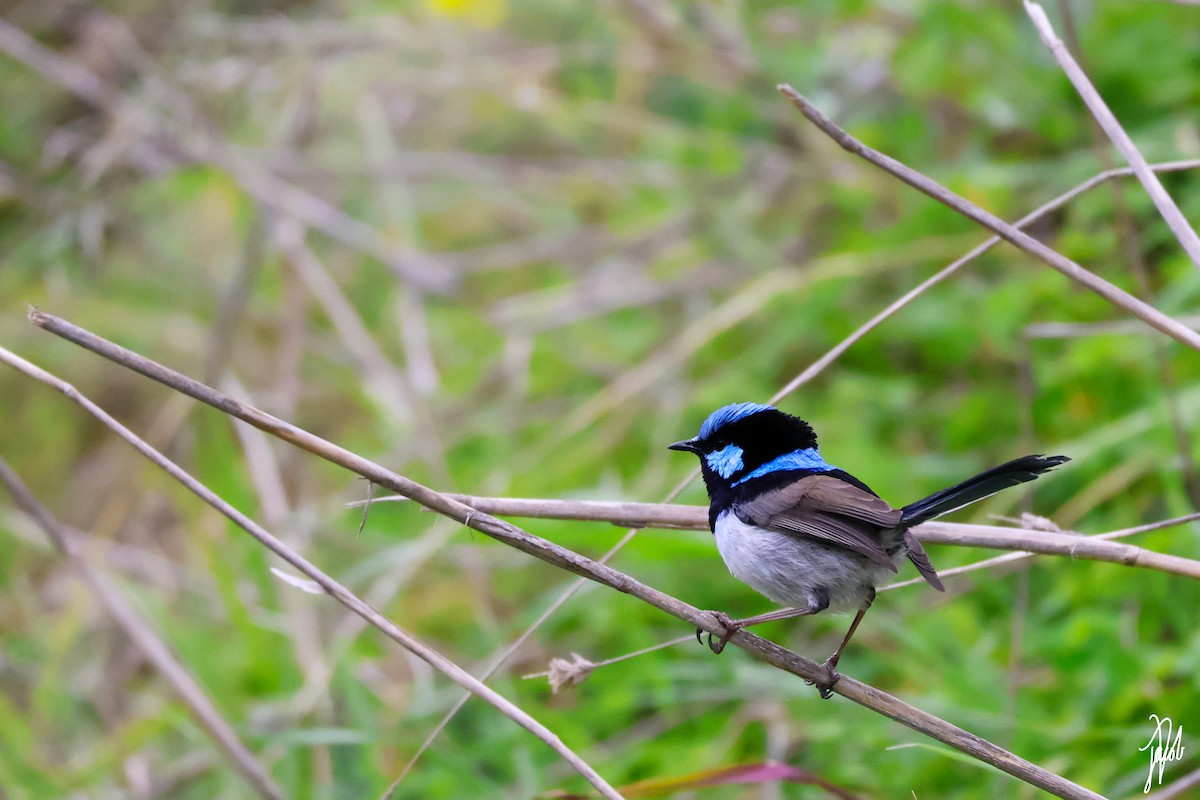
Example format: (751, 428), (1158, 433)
(712, 510), (888, 612)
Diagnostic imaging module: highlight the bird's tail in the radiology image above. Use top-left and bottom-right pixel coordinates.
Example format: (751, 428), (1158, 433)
(903, 532), (945, 592)
(900, 454), (1070, 528)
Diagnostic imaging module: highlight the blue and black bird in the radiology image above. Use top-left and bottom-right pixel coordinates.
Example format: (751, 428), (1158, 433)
(669, 402), (1068, 697)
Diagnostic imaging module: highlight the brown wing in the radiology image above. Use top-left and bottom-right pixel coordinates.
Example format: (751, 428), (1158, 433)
(736, 475), (903, 572)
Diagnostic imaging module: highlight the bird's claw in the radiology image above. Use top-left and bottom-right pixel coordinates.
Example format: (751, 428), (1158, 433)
(695, 610), (740, 655)
(804, 659), (841, 699)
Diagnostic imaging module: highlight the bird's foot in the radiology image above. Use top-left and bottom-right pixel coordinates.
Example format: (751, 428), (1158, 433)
(804, 659), (841, 700)
(695, 610), (742, 654)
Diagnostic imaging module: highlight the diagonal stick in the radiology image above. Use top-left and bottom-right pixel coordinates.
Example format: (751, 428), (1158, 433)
(1024, 1), (1200, 271)
(361, 494), (1200, 580)
(776, 85), (1200, 353)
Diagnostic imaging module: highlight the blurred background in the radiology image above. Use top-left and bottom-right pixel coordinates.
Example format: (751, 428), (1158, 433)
(2, 1), (1199, 798)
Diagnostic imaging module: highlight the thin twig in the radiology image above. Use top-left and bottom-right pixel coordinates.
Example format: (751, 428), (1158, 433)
(0, 340), (623, 800)
(776, 85), (1200, 353)
(524, 636), (695, 681)
(522, 637), (695, 688)
(355, 494), (1200, 580)
(883, 510), (1200, 592)
(0, 457), (286, 800)
(1024, 2), (1200, 270)
(916, 520), (1200, 577)
(1025, 317), (1200, 339)
(23, 311), (1104, 800)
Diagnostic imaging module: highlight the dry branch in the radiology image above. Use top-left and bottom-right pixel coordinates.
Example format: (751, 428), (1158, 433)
(776, 85), (1200, 353)
(521, 506), (1200, 691)
(882, 510), (1200, 593)
(20, 310), (1104, 800)
(1025, 317), (1200, 340)
(359, 495), (1200, 580)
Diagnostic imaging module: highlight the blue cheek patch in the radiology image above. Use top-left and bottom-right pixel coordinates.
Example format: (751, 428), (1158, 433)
(705, 444), (745, 479)
(732, 447), (835, 486)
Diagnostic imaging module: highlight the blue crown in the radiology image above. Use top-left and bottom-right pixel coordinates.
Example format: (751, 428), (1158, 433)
(698, 402), (774, 440)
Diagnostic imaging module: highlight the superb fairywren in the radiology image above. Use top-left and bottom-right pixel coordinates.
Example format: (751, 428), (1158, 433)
(669, 402), (1068, 697)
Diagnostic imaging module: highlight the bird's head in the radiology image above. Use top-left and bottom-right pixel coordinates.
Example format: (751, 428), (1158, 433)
(668, 402), (826, 491)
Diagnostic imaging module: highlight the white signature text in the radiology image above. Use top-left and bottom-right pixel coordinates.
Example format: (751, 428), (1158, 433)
(1139, 714), (1184, 793)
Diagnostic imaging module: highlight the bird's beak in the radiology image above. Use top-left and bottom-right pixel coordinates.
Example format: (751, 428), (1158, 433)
(668, 439), (701, 454)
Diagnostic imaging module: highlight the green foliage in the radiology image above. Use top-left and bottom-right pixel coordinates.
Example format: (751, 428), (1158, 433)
(1, 1), (1199, 798)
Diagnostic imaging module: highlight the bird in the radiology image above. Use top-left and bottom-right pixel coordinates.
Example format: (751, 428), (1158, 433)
(669, 402), (1068, 698)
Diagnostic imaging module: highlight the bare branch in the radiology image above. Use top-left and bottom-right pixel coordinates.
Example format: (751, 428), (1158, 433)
(524, 504), (1200, 689)
(1025, 317), (1200, 340)
(23, 310), (1104, 800)
(0, 457), (285, 800)
(916, 520), (1200, 578)
(1024, 2), (1200, 270)
(357, 494), (1200, 580)
(776, 85), (1200, 353)
(884, 510), (1200, 592)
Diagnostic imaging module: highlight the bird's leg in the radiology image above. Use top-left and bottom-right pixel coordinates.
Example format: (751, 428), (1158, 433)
(824, 606), (869, 672)
(808, 590), (874, 700)
(696, 606), (820, 655)
(696, 610), (739, 655)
